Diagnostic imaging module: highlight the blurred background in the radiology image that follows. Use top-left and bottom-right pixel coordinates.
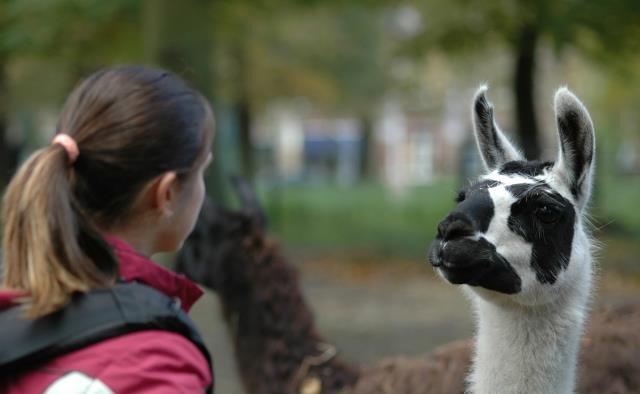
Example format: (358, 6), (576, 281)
(2, 1), (640, 392)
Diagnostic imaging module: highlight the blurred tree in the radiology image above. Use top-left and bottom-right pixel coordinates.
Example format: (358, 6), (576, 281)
(307, 5), (390, 180)
(0, 55), (20, 188)
(142, 0), (213, 98)
(1, 0), (141, 78)
(211, 2), (392, 180)
(0, 0), (141, 187)
(0, 1), (17, 185)
(410, 0), (640, 159)
(141, 0), (230, 199)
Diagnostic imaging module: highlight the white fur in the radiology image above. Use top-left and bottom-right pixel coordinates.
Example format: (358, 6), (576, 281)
(461, 172), (593, 394)
(464, 174), (593, 394)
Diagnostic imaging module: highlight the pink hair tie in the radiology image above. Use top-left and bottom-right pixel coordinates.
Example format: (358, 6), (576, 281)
(52, 133), (79, 164)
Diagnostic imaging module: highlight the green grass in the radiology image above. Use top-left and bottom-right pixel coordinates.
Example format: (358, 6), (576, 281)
(591, 174), (640, 277)
(262, 180), (458, 259)
(594, 175), (640, 235)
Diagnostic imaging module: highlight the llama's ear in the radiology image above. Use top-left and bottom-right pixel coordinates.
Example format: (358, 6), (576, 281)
(552, 88), (595, 209)
(230, 175), (268, 230)
(472, 86), (523, 170)
(472, 86), (523, 171)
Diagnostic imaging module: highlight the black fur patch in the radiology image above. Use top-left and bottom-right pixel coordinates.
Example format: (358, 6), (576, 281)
(454, 180), (499, 233)
(506, 183), (575, 284)
(429, 237), (521, 294)
(500, 160), (554, 177)
(461, 238), (521, 294)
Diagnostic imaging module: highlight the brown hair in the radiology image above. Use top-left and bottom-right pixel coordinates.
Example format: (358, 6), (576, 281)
(2, 65), (214, 318)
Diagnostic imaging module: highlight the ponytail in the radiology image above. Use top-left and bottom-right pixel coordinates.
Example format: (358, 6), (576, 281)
(2, 145), (117, 318)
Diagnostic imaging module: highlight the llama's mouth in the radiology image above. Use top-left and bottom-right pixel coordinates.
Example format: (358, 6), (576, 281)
(428, 238), (522, 294)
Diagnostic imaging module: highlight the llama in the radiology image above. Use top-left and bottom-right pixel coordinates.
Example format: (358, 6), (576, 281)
(178, 179), (640, 394)
(428, 86), (596, 393)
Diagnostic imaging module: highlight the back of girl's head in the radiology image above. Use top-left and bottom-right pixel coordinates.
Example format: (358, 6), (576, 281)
(2, 65), (214, 318)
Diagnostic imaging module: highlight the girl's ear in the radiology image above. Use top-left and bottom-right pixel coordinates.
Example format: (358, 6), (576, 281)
(153, 171), (178, 217)
(472, 85), (523, 170)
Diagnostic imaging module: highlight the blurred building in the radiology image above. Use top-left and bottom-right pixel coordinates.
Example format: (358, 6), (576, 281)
(254, 103), (362, 185)
(303, 118), (361, 185)
(374, 100), (434, 196)
(253, 93), (470, 191)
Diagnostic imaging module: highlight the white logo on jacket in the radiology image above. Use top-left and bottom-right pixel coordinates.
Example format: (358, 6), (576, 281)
(44, 371), (114, 394)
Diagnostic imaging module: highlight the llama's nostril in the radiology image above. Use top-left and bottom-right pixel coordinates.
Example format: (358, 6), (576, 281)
(439, 216), (475, 241)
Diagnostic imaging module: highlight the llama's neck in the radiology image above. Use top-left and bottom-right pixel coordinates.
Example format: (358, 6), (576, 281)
(220, 237), (360, 394)
(468, 265), (592, 394)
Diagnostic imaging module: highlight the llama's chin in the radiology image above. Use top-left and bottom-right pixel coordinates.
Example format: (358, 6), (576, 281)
(429, 238), (522, 295)
(438, 263), (522, 295)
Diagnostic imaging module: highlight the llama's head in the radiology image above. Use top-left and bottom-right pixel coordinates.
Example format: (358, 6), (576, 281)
(175, 176), (267, 292)
(428, 86), (595, 306)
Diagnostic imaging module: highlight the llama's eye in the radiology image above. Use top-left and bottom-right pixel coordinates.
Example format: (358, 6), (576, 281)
(536, 206), (561, 224)
(455, 191), (466, 203)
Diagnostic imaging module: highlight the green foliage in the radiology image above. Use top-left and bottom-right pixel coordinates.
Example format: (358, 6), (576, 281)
(211, 2), (393, 114)
(0, 0), (145, 122)
(408, 0), (640, 63)
(1, 0), (142, 67)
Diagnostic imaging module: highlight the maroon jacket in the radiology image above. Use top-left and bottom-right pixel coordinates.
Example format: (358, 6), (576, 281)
(0, 237), (213, 393)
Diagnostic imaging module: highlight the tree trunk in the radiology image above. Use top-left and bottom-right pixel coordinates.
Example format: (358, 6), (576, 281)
(0, 62), (20, 190)
(236, 98), (254, 180)
(514, 25), (541, 160)
(142, 0), (213, 97)
(359, 113), (374, 181)
(142, 0), (227, 200)
(235, 44), (254, 181)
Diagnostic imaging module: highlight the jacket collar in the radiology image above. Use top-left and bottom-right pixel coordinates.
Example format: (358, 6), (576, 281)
(106, 235), (203, 312)
(0, 290), (25, 310)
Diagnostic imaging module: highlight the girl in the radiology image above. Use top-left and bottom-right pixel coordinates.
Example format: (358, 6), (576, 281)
(0, 66), (214, 393)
